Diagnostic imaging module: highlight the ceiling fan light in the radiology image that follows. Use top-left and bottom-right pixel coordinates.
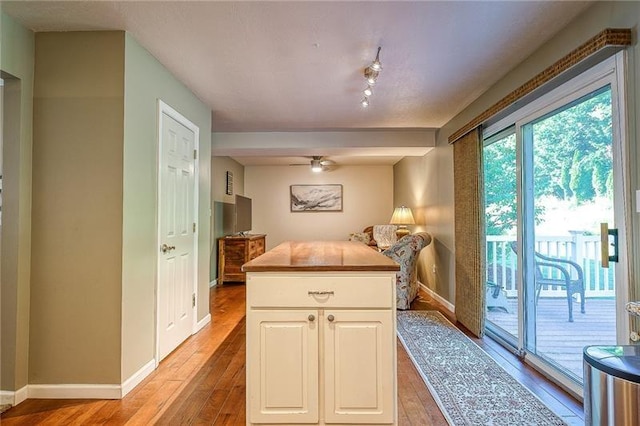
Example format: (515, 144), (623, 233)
(364, 85), (373, 96)
(310, 159), (323, 172)
(361, 97), (369, 108)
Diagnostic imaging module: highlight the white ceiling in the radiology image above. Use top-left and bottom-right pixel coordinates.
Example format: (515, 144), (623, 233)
(3, 0), (592, 165)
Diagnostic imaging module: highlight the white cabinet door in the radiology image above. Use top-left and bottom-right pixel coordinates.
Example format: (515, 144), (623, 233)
(248, 310), (319, 424)
(323, 310), (394, 424)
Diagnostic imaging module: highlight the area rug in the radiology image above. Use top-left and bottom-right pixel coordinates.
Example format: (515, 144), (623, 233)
(397, 311), (567, 426)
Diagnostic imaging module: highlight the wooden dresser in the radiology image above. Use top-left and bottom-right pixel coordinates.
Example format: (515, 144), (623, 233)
(217, 234), (266, 285)
(243, 241), (399, 425)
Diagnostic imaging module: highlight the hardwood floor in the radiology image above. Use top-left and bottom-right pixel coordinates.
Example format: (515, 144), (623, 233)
(1, 283), (582, 425)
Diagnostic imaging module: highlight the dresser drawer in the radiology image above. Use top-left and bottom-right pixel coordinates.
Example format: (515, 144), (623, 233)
(246, 273), (395, 309)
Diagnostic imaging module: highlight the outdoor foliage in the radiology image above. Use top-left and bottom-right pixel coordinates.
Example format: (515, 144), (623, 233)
(484, 87), (612, 235)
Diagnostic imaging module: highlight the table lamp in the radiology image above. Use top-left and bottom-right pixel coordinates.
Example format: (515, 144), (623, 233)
(390, 206), (415, 239)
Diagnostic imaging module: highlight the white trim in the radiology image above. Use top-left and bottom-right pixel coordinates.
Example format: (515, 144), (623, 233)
(612, 51), (631, 344)
(156, 100), (201, 364)
(196, 313), (212, 332)
(0, 386), (27, 406)
(1, 390), (14, 405)
(523, 353), (582, 400)
(210, 279), (218, 288)
(14, 386), (27, 405)
(419, 282), (455, 313)
(28, 384), (121, 400)
(121, 359), (155, 398)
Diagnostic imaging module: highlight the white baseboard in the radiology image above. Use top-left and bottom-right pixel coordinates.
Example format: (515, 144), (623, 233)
(1, 390), (14, 405)
(1, 366), (158, 403)
(0, 386), (28, 406)
(28, 384), (121, 399)
(209, 279), (218, 288)
(419, 282), (455, 314)
(196, 313), (212, 332)
(121, 359), (155, 398)
(15, 386), (27, 405)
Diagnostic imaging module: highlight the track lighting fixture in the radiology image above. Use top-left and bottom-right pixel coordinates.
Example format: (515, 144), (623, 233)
(370, 46), (382, 72)
(361, 46), (382, 107)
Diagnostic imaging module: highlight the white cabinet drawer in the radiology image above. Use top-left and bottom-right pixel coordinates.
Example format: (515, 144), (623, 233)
(246, 273), (395, 309)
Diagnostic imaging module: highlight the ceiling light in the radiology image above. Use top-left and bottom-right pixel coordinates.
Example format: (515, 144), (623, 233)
(360, 47), (382, 106)
(364, 67), (378, 85)
(311, 159), (323, 172)
(370, 46), (382, 72)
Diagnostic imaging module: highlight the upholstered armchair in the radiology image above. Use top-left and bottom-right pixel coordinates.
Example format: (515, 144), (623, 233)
(382, 232), (432, 310)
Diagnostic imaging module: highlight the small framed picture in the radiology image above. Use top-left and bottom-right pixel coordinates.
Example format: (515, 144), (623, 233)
(226, 171), (233, 195)
(290, 184), (343, 212)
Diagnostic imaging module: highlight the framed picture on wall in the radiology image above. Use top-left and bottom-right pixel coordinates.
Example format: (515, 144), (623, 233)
(290, 184), (343, 212)
(226, 171), (233, 195)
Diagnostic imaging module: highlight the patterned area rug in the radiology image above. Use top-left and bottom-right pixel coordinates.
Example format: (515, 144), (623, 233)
(397, 311), (568, 426)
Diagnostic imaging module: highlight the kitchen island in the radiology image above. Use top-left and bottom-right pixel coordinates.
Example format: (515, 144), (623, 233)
(243, 241), (400, 426)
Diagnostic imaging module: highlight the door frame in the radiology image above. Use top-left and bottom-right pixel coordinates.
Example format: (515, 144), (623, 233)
(155, 99), (200, 365)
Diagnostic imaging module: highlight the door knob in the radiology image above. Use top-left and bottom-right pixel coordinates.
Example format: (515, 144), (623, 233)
(308, 314), (315, 322)
(161, 244), (176, 253)
(327, 314), (335, 322)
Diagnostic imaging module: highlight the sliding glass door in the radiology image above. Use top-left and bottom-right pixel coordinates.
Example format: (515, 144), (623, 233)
(483, 56), (628, 393)
(484, 129), (518, 343)
(522, 85), (618, 382)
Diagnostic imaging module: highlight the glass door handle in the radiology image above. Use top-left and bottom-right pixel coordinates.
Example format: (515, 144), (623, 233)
(600, 223), (619, 268)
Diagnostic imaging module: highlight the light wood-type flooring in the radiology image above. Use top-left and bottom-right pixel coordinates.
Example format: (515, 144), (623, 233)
(1, 284), (583, 425)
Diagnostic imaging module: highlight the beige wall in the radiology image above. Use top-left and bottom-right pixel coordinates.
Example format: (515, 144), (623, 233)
(394, 0), (640, 305)
(31, 32), (124, 384)
(122, 33), (212, 381)
(245, 165), (393, 249)
(0, 11), (34, 392)
(394, 148), (454, 299)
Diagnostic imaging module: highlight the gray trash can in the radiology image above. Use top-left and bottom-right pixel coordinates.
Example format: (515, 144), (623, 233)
(583, 345), (640, 425)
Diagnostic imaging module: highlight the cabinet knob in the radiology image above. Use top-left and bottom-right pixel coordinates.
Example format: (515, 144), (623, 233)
(327, 314), (335, 322)
(308, 314), (315, 322)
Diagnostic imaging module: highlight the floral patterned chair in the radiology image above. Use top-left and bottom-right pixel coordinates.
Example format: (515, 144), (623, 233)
(382, 232), (432, 310)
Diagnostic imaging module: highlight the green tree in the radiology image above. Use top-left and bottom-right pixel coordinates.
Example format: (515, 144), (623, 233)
(484, 87), (613, 234)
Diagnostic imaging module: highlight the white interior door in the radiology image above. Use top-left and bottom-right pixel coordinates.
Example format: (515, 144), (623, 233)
(157, 103), (198, 362)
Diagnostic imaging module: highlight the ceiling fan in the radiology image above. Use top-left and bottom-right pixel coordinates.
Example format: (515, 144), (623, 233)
(289, 156), (337, 172)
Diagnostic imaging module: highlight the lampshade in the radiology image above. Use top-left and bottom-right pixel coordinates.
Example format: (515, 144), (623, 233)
(389, 206), (415, 225)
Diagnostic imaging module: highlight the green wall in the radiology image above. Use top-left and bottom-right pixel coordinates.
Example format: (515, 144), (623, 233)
(0, 10), (34, 393)
(123, 33), (211, 381)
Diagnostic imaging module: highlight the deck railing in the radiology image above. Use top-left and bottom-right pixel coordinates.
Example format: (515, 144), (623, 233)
(486, 233), (614, 298)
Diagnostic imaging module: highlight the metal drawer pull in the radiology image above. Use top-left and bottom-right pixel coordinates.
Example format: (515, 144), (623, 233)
(327, 314), (335, 322)
(308, 314), (315, 322)
(308, 290), (334, 296)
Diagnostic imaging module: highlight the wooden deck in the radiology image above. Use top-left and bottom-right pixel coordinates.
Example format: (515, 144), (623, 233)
(487, 297), (616, 378)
